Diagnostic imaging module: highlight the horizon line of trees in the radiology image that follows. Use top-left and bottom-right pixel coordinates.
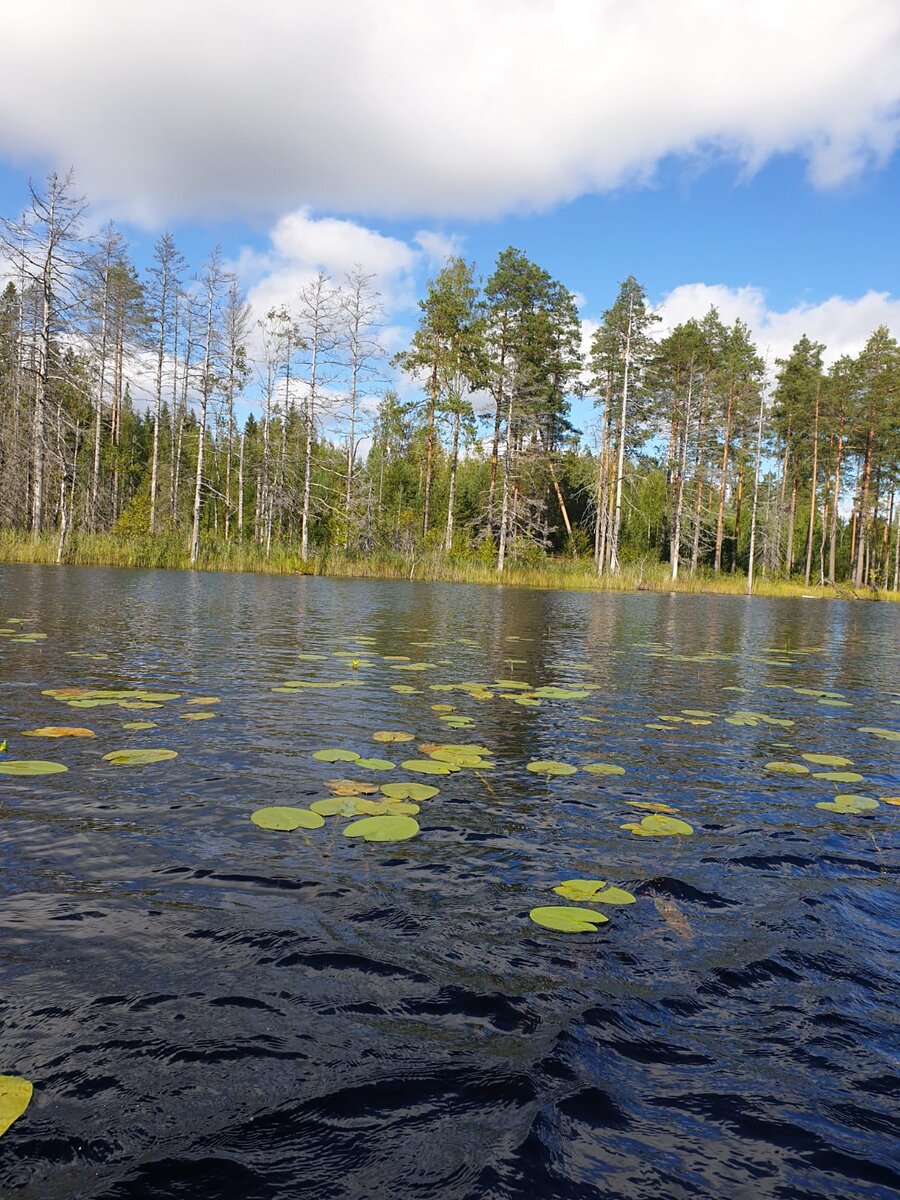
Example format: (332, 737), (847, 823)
(1, 170), (898, 589)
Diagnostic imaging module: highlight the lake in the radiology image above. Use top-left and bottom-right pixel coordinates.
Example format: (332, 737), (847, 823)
(0, 564), (897, 1200)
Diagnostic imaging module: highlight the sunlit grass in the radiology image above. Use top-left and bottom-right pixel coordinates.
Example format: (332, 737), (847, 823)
(1, 533), (896, 602)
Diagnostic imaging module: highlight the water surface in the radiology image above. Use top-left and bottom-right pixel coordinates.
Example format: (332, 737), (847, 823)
(1, 565), (897, 1199)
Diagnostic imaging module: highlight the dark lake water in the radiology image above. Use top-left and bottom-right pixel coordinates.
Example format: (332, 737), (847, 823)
(0, 564), (898, 1200)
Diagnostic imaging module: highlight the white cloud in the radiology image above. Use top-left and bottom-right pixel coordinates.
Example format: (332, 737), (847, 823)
(413, 230), (465, 266)
(0, 1), (897, 221)
(240, 208), (424, 321)
(655, 283), (900, 367)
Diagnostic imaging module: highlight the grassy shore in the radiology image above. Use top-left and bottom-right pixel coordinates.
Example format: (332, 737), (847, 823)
(1, 532), (895, 601)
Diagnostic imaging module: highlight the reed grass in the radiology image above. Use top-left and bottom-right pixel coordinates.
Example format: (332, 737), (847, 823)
(1, 532), (895, 602)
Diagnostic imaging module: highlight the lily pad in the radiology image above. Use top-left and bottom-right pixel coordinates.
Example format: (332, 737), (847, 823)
(250, 806), (325, 830)
(102, 748), (178, 766)
(187, 696), (220, 705)
(551, 878), (605, 900)
(326, 779), (380, 796)
(312, 748), (361, 763)
(354, 757), (396, 771)
(0, 759), (68, 776)
(122, 721), (157, 731)
(529, 906), (609, 932)
(858, 726), (900, 742)
(380, 782), (439, 801)
(801, 753), (853, 767)
(400, 759), (455, 775)
(371, 731), (415, 743)
(582, 763), (625, 776)
(180, 711), (216, 721)
(526, 760), (577, 776)
(622, 814), (693, 836)
(591, 885), (636, 905)
(0, 1075), (33, 1137)
(343, 815), (420, 842)
(812, 770), (864, 783)
(815, 795), (879, 814)
(22, 726), (94, 738)
(764, 761), (809, 775)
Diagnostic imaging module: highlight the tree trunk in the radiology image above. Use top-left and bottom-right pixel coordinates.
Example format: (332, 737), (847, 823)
(828, 420), (843, 586)
(746, 387), (765, 594)
(497, 390), (514, 572)
(671, 363), (694, 581)
(445, 410), (460, 553)
(713, 392), (734, 571)
(422, 356), (438, 538)
(237, 431), (245, 538)
(90, 255), (111, 531)
(731, 463), (745, 573)
(852, 426), (874, 588)
(610, 299), (633, 573)
(803, 382), (820, 586)
(785, 476), (797, 576)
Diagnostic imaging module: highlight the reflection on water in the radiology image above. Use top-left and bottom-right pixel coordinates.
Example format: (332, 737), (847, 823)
(0, 565), (898, 1200)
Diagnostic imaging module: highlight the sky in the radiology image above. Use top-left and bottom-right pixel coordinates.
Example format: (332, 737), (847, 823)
(0, 0), (898, 432)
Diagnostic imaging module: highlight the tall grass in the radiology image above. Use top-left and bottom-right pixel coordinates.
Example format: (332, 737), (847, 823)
(0, 532), (895, 601)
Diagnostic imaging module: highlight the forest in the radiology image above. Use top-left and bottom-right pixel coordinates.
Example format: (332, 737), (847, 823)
(1, 170), (898, 594)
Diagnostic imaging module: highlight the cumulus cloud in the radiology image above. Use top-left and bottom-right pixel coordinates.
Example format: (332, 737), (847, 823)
(240, 207), (422, 318)
(0, 1), (897, 221)
(655, 283), (900, 367)
(238, 207), (465, 328)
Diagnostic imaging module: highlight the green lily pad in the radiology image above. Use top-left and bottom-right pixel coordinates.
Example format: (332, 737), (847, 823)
(529, 906), (609, 932)
(371, 731), (415, 743)
(250, 806), (325, 830)
(591, 885), (636, 905)
(122, 721), (157, 730)
(622, 814), (693, 836)
(312, 748), (361, 763)
(22, 726), (94, 738)
(0, 1075), (33, 1137)
(400, 759), (455, 775)
(764, 761), (809, 775)
(801, 753), (853, 767)
(343, 815), (420, 842)
(180, 711), (216, 721)
(380, 782), (439, 801)
(526, 760), (577, 776)
(0, 759), (68, 776)
(355, 757), (396, 771)
(812, 770), (863, 783)
(310, 797), (361, 817)
(582, 763), (625, 776)
(102, 749), (178, 766)
(551, 878), (605, 901)
(858, 727), (900, 742)
(815, 795), (879, 814)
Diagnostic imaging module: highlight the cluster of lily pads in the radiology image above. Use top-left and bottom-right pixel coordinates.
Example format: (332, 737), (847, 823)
(249, 734), (496, 843)
(529, 877), (637, 933)
(0, 617), (47, 645)
(763, 752), (889, 817)
(0, 684), (223, 775)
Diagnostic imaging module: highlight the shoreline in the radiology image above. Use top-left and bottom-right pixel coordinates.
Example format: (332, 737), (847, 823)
(1, 534), (895, 602)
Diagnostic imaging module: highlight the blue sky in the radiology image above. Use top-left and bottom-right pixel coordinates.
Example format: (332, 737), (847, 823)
(1, 0), (898, 432)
